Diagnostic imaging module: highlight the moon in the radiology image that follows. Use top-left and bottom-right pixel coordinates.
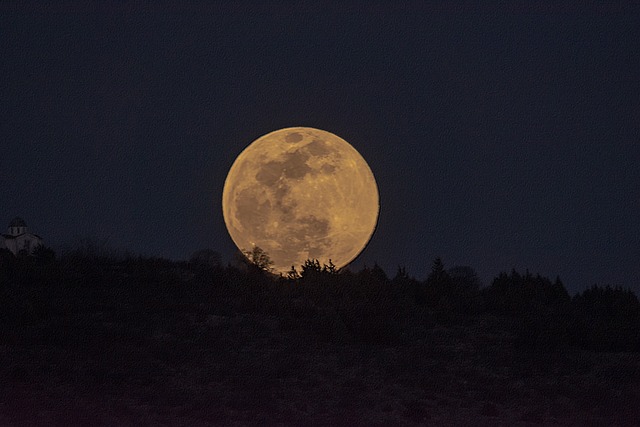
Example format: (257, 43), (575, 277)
(222, 127), (379, 274)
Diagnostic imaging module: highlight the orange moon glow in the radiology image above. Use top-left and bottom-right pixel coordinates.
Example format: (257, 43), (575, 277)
(222, 127), (379, 274)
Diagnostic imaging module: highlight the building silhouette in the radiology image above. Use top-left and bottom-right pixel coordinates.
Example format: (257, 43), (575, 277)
(1, 217), (43, 255)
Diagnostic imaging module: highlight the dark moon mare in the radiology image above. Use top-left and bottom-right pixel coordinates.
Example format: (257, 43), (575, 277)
(223, 127), (379, 273)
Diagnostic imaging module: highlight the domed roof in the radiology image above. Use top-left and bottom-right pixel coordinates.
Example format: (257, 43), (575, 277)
(9, 217), (27, 228)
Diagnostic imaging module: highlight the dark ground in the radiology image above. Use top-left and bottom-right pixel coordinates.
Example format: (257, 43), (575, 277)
(1, 255), (639, 426)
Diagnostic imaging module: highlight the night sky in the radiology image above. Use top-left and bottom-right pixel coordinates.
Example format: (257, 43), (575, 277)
(2, 3), (639, 294)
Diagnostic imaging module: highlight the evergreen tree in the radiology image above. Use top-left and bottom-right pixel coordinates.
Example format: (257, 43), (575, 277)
(571, 285), (640, 351)
(421, 257), (452, 308)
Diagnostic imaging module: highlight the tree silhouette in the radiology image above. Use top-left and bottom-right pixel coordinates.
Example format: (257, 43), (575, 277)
(393, 265), (410, 283)
(301, 259), (322, 277)
(242, 246), (274, 273)
(482, 270), (570, 316)
(571, 285), (640, 351)
(420, 257), (453, 308)
(285, 265), (301, 280)
(31, 244), (56, 264)
(300, 259), (339, 278)
(430, 257), (448, 282)
(5, 233), (640, 355)
(448, 265), (481, 293)
(480, 270), (573, 348)
(189, 249), (222, 269)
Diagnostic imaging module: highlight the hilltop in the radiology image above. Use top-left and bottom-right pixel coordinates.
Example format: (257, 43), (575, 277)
(1, 248), (639, 425)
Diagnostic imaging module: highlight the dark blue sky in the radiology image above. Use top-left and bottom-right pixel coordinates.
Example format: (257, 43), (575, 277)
(2, 2), (639, 293)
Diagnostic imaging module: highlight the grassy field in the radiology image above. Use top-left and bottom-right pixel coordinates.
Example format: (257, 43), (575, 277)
(1, 258), (639, 425)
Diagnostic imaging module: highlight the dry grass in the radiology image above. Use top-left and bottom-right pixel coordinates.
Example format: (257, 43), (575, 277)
(2, 304), (639, 426)
(1, 259), (639, 425)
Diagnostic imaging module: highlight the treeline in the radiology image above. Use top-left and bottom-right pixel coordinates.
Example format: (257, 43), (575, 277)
(1, 245), (639, 353)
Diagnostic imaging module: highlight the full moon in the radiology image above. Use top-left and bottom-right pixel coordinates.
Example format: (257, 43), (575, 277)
(222, 127), (379, 274)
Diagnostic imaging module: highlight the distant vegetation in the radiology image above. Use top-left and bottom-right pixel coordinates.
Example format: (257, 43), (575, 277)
(2, 244), (640, 424)
(1, 244), (638, 353)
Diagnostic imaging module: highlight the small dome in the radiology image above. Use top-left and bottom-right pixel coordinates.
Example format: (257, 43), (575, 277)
(9, 217), (27, 228)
